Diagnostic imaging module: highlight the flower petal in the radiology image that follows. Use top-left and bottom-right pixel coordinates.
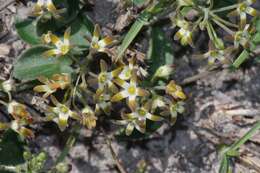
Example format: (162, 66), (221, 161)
(46, 0), (57, 12)
(64, 27), (71, 46)
(100, 59), (108, 72)
(137, 88), (149, 97)
(50, 95), (60, 106)
(93, 24), (100, 42)
(240, 12), (247, 28)
(57, 114), (69, 131)
(246, 7), (258, 16)
(43, 49), (60, 57)
(146, 113), (162, 121)
(98, 36), (113, 48)
(19, 127), (35, 138)
(127, 96), (136, 111)
(50, 34), (61, 47)
(111, 67), (124, 77)
(135, 120), (146, 134)
(113, 78), (128, 88)
(125, 123), (135, 136)
(111, 90), (128, 102)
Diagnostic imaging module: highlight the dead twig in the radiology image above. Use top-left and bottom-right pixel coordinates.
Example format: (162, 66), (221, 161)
(181, 68), (221, 85)
(106, 137), (128, 173)
(0, 0), (15, 12)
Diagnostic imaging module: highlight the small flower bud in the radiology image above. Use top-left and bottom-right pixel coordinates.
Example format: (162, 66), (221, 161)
(82, 106), (97, 129)
(23, 151), (32, 161)
(153, 65), (173, 80)
(55, 162), (70, 173)
(1, 79), (14, 92)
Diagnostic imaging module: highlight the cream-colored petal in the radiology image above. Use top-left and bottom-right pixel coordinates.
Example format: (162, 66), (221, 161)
(100, 59), (108, 72)
(146, 113), (162, 121)
(125, 123), (135, 136)
(93, 24), (100, 42)
(111, 90), (128, 102)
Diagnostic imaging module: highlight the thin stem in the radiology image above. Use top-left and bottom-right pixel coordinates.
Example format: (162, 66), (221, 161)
(211, 4), (238, 13)
(206, 22), (215, 41)
(0, 100), (8, 107)
(210, 12), (238, 28)
(0, 165), (16, 172)
(106, 137), (128, 173)
(212, 18), (234, 35)
(192, 17), (203, 32)
(7, 92), (12, 102)
(153, 86), (166, 90)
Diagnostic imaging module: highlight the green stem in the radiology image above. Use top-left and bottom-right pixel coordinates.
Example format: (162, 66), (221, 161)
(0, 100), (8, 106)
(0, 165), (16, 172)
(229, 121), (260, 152)
(206, 22), (215, 42)
(210, 13), (238, 28)
(212, 18), (234, 35)
(192, 17), (203, 32)
(211, 4), (238, 13)
(232, 50), (250, 68)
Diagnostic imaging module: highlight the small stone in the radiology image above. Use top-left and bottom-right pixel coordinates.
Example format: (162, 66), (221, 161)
(0, 44), (11, 56)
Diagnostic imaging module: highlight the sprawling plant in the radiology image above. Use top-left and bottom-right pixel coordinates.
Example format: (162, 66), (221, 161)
(0, 0), (259, 172)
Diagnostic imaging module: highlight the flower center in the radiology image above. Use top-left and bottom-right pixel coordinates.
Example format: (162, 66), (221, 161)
(60, 105), (69, 113)
(124, 68), (131, 78)
(127, 85), (136, 95)
(92, 42), (100, 50)
(99, 73), (108, 83)
(238, 3), (247, 12)
(60, 44), (69, 55)
(138, 109), (146, 117)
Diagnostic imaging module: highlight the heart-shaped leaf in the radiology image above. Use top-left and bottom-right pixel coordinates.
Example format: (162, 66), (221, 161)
(13, 46), (73, 81)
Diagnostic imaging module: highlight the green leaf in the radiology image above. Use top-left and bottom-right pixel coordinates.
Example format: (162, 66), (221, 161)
(63, 0), (80, 24)
(252, 32), (260, 44)
(219, 155), (230, 173)
(117, 12), (151, 60)
(36, 0), (80, 36)
(0, 130), (25, 173)
(256, 18), (260, 32)
(229, 121), (260, 151)
(116, 0), (174, 61)
(15, 18), (41, 45)
(13, 46), (73, 81)
(147, 26), (174, 79)
(218, 121), (260, 173)
(213, 0), (236, 9)
(232, 50), (249, 68)
(70, 14), (94, 48)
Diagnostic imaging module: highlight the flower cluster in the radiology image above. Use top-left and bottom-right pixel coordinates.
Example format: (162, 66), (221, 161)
(173, 0), (259, 65)
(1, 0), (190, 138)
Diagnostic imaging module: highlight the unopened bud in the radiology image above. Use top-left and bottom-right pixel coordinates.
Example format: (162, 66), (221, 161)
(153, 65), (173, 80)
(2, 79), (14, 92)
